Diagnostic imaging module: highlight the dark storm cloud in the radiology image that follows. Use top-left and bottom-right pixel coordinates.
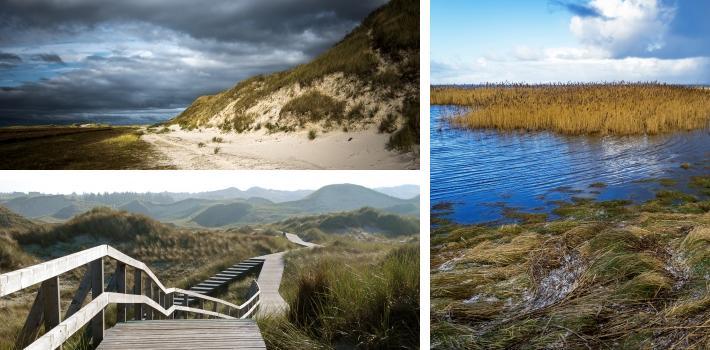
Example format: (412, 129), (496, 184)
(0, 52), (22, 69)
(0, 0), (386, 50)
(0, 0), (388, 123)
(548, 0), (602, 18)
(30, 53), (64, 64)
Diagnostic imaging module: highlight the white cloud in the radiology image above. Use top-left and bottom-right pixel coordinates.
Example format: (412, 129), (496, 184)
(569, 0), (675, 57)
(432, 56), (710, 84)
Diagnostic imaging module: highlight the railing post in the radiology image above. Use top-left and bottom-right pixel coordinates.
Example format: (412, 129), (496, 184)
(198, 299), (204, 319)
(158, 290), (164, 319)
(42, 276), (62, 331)
(168, 292), (174, 319)
(90, 258), (104, 345)
(133, 269), (143, 321)
(183, 294), (189, 319)
(146, 279), (153, 320)
(116, 262), (126, 322)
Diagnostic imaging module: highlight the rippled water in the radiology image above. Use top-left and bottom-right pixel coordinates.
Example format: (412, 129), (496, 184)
(431, 105), (710, 224)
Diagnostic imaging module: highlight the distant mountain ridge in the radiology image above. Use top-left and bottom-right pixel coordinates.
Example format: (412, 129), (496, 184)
(0, 184), (419, 228)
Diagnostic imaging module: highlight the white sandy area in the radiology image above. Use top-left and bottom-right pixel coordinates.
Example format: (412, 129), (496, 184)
(141, 127), (418, 170)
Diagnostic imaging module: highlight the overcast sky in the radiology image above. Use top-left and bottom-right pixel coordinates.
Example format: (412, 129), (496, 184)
(0, 170), (419, 194)
(0, 0), (386, 125)
(432, 0), (710, 84)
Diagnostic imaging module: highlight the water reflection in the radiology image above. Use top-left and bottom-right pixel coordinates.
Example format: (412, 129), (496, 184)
(431, 105), (710, 224)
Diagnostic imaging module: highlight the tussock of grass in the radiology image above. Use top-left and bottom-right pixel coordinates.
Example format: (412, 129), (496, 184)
(432, 83), (710, 135)
(432, 187), (709, 349)
(259, 239), (419, 349)
(280, 91), (345, 123)
(100, 133), (140, 145)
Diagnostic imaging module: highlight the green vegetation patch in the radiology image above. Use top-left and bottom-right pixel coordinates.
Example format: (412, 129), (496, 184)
(280, 91), (345, 123)
(259, 239), (419, 349)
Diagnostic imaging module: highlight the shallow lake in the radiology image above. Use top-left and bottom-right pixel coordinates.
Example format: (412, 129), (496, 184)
(431, 105), (710, 224)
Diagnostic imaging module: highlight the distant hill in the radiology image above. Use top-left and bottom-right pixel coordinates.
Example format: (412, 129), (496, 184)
(52, 204), (86, 219)
(169, 0), (419, 152)
(0, 205), (38, 232)
(374, 185), (420, 199)
(171, 187), (313, 203)
(284, 184), (413, 213)
(192, 202), (253, 228)
(4, 195), (78, 218)
(274, 207), (419, 238)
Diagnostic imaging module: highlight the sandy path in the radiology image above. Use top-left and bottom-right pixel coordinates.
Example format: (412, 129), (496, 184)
(141, 127), (418, 170)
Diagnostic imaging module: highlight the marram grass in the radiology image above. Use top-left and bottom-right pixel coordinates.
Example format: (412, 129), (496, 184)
(432, 83), (710, 135)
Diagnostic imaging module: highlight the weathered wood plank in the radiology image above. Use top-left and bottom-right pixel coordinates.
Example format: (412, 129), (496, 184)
(96, 319), (266, 350)
(90, 258), (104, 345)
(65, 267), (91, 319)
(115, 262), (126, 323)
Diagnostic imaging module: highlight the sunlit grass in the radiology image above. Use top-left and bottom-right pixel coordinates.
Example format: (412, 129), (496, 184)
(258, 238), (419, 349)
(432, 83), (710, 135)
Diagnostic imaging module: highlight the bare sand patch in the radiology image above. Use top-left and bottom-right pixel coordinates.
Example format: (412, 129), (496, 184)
(141, 127), (418, 170)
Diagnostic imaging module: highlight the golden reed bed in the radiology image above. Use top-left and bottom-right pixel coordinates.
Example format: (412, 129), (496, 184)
(432, 83), (710, 135)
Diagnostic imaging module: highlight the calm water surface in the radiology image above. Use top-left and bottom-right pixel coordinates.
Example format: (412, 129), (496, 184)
(431, 105), (710, 224)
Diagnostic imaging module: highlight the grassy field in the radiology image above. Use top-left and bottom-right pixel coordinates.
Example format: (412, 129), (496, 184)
(0, 208), (295, 349)
(431, 176), (709, 349)
(257, 237), (420, 349)
(0, 126), (169, 169)
(432, 83), (710, 135)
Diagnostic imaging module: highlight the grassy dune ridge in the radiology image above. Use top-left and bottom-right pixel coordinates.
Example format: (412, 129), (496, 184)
(171, 0), (419, 151)
(431, 177), (710, 349)
(432, 83), (710, 135)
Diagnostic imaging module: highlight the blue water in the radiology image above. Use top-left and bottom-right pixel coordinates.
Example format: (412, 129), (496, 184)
(431, 105), (710, 224)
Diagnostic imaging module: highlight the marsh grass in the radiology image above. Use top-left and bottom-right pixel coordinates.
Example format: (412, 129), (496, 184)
(258, 239), (419, 349)
(431, 179), (710, 349)
(432, 83), (710, 135)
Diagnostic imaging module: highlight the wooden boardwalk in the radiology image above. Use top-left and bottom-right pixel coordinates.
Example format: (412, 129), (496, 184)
(97, 319), (266, 350)
(174, 257), (264, 306)
(256, 232), (322, 315)
(0, 233), (320, 349)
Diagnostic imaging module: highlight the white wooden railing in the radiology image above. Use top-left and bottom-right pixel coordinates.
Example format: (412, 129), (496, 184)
(0, 245), (261, 350)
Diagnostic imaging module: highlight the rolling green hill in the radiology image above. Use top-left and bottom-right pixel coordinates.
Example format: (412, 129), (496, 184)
(169, 0), (419, 152)
(283, 183), (415, 213)
(273, 207), (419, 240)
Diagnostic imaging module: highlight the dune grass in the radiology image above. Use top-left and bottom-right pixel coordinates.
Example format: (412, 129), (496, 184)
(431, 178), (710, 349)
(432, 83), (710, 135)
(0, 126), (170, 169)
(258, 238), (419, 349)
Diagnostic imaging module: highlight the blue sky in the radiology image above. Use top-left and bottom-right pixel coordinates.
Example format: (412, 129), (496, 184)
(432, 0), (710, 84)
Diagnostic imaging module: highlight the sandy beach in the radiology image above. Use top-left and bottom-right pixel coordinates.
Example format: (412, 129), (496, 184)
(141, 126), (418, 170)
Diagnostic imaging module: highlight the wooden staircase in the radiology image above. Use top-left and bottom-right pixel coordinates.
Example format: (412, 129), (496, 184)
(173, 257), (264, 306)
